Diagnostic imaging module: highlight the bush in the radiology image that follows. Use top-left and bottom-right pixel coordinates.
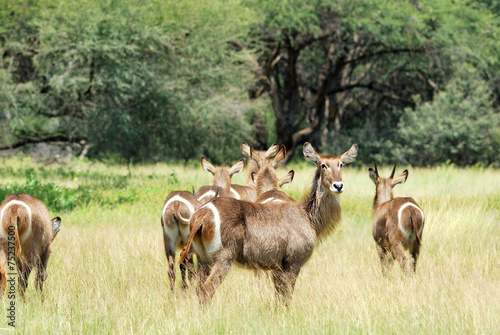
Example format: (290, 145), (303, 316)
(398, 71), (499, 167)
(0, 170), (93, 213)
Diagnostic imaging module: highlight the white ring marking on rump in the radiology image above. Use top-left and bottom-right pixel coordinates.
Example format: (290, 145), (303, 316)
(261, 198), (284, 204)
(197, 191), (216, 202)
(230, 187), (241, 199)
(0, 200), (32, 244)
(397, 202), (424, 239)
(202, 202), (222, 255)
(162, 195), (195, 241)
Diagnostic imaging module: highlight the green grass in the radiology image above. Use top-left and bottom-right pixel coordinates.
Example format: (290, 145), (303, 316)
(1, 157), (499, 334)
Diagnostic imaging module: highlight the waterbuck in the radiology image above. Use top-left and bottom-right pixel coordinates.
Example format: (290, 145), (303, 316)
(179, 142), (358, 305)
(254, 170), (295, 204)
(161, 190), (201, 290)
(248, 145), (295, 204)
(230, 142), (280, 202)
(0, 194), (61, 296)
(195, 157), (245, 202)
(368, 165), (425, 275)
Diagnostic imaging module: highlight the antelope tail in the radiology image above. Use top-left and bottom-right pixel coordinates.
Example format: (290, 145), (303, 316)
(176, 211), (190, 225)
(178, 217), (203, 265)
(11, 216), (22, 254)
(410, 217), (421, 245)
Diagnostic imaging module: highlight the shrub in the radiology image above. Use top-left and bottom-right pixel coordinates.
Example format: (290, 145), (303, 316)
(0, 170), (93, 212)
(398, 71), (499, 167)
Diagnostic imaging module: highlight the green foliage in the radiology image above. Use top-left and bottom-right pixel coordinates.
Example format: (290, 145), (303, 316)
(326, 70), (500, 167)
(0, 170), (93, 212)
(249, 0), (323, 38)
(1, 0), (259, 162)
(399, 70), (500, 167)
(1, 0), (499, 166)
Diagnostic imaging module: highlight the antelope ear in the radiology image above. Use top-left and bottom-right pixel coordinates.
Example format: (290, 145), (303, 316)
(272, 145), (286, 168)
(201, 157), (216, 175)
(278, 170), (294, 188)
(392, 170), (408, 187)
(229, 159), (246, 177)
(368, 168), (378, 184)
(264, 143), (279, 159)
(51, 217), (62, 241)
(303, 142), (321, 166)
(250, 172), (257, 184)
(240, 142), (251, 157)
(340, 144), (358, 164)
(250, 146), (262, 168)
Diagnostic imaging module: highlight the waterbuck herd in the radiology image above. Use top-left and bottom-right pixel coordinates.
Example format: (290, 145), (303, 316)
(0, 142), (425, 305)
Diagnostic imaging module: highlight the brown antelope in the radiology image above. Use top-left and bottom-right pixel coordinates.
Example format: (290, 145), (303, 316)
(179, 142), (358, 305)
(255, 170), (295, 204)
(248, 146), (293, 280)
(0, 194), (61, 296)
(230, 142), (280, 202)
(195, 157), (245, 202)
(368, 165), (425, 275)
(248, 145), (295, 204)
(161, 190), (202, 290)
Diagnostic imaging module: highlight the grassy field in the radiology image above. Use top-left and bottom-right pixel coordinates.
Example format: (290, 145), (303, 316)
(0, 157), (499, 334)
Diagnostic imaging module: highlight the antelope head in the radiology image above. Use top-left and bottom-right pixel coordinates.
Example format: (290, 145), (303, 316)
(369, 164), (408, 204)
(240, 142), (280, 160)
(303, 142), (358, 194)
(250, 145), (286, 194)
(200, 157), (246, 190)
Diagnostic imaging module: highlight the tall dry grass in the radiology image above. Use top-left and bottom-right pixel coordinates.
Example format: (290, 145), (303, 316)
(0, 158), (498, 334)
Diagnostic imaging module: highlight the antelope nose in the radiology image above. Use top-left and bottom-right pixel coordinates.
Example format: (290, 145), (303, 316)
(331, 182), (344, 193)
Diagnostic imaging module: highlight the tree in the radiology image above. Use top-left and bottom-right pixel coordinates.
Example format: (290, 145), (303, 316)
(248, 0), (500, 163)
(0, 0), (258, 163)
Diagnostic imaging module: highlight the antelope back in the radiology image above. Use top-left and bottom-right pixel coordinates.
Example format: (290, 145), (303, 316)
(0, 194), (59, 247)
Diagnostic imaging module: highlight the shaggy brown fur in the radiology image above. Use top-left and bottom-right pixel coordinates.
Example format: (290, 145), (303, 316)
(179, 142), (358, 305)
(369, 165), (425, 275)
(0, 194), (61, 296)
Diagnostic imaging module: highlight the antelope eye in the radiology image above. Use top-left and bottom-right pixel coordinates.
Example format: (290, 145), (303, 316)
(321, 163), (328, 169)
(339, 163), (343, 168)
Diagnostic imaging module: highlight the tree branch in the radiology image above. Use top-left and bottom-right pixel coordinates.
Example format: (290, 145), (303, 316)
(295, 25), (337, 50)
(346, 46), (425, 64)
(327, 82), (415, 105)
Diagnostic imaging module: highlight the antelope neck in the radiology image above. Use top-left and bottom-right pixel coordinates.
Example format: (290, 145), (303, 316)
(374, 183), (393, 209)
